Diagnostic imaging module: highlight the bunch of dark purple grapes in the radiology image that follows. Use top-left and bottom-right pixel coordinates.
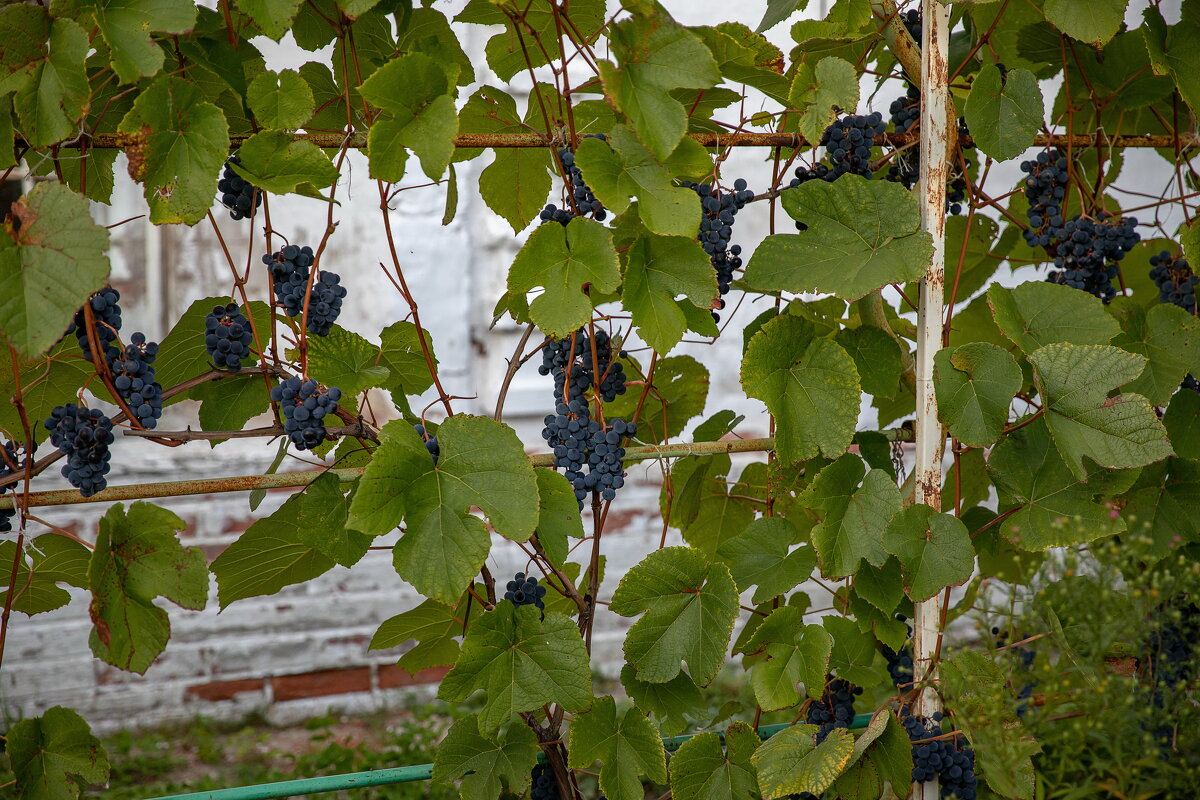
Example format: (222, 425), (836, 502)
(805, 677), (862, 743)
(217, 155), (262, 221)
(541, 135), (607, 225)
(902, 709), (978, 799)
(44, 405), (115, 497)
(681, 178), (754, 322)
(270, 377), (341, 451)
(1045, 213), (1140, 303)
(205, 303), (256, 371)
(112, 332), (163, 429)
(263, 245), (346, 336)
(69, 288), (122, 364)
(504, 572), (547, 618)
(1149, 250), (1196, 314)
(821, 112), (887, 180)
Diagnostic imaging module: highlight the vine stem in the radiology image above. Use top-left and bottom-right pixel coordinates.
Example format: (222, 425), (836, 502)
(912, 3), (950, 798)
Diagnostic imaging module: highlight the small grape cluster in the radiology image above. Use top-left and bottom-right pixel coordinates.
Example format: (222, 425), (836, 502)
(263, 245), (346, 336)
(217, 155), (262, 221)
(1149, 251), (1196, 314)
(542, 406), (636, 505)
(820, 112), (887, 180)
(504, 572), (547, 617)
(112, 332), (163, 429)
(538, 330), (627, 406)
(881, 613), (915, 687)
(901, 7), (922, 41)
(1045, 214), (1140, 303)
(70, 288), (122, 363)
(530, 764), (560, 800)
(270, 377), (341, 451)
(413, 423), (439, 464)
(885, 89), (971, 214)
(205, 303), (256, 371)
(0, 441), (32, 533)
(1019, 150), (1070, 249)
(541, 135), (607, 225)
(903, 710), (978, 799)
(681, 178), (754, 322)
(44, 405), (115, 498)
(805, 677), (862, 743)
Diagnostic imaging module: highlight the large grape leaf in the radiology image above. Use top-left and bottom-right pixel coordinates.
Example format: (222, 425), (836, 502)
(79, 0), (198, 83)
(118, 76), (230, 224)
(359, 53), (458, 181)
(454, 0), (605, 83)
(620, 665), (705, 738)
(963, 64), (1044, 162)
(369, 596), (463, 675)
(987, 419), (1126, 550)
(439, 605), (592, 733)
(9, 15), (89, 148)
(1111, 301), (1200, 405)
(1029, 343), (1173, 478)
(741, 316), (859, 463)
(299, 325), (391, 398)
(507, 217), (621, 339)
(800, 455), (901, 579)
(1044, 0), (1128, 47)
(431, 714), (539, 800)
(211, 472), (370, 607)
(934, 342), (1022, 447)
(788, 56), (859, 147)
(7, 706), (109, 800)
(988, 282), (1119, 354)
(247, 68), (314, 129)
(609, 546), (738, 686)
(237, 0), (304, 40)
(752, 725), (855, 800)
(1123, 457), (1200, 555)
(378, 320), (436, 396)
(569, 697), (667, 800)
(231, 130), (339, 197)
(834, 325), (903, 399)
(745, 178), (931, 301)
(883, 504), (975, 602)
(0, 339), (93, 443)
(597, 10), (720, 160)
(0, 534), (90, 616)
(88, 502), (208, 674)
(0, 182), (110, 357)
(533, 468), (584, 567)
(824, 615), (883, 689)
(670, 723), (760, 800)
(716, 517), (815, 604)
(192, 376), (271, 444)
(619, 227), (717, 356)
(347, 416), (539, 601)
(607, 354), (710, 444)
(743, 607), (832, 711)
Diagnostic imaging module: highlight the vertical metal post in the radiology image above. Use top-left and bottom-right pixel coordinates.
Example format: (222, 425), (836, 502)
(913, 1), (949, 798)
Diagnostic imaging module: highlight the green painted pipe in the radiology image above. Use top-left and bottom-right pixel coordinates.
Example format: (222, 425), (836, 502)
(149, 715), (873, 800)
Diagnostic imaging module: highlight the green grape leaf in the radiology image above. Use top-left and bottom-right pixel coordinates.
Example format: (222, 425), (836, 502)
(823, 615), (881, 687)
(12, 17), (89, 148)
(834, 325), (903, 399)
(861, 711), (913, 792)
(569, 697), (668, 800)
(934, 342), (1022, 447)
(752, 725), (855, 800)
(987, 419), (1126, 550)
(0, 4), (46, 96)
(679, 489), (754, 556)
(744, 607), (832, 710)
(0, 341), (93, 444)
(608, 355), (710, 444)
(963, 64), (1044, 162)
(454, 0), (604, 83)
(944, 215), (1002, 303)
(746, 178), (932, 301)
(988, 282), (1119, 354)
(348, 416), (539, 601)
(789, 57), (860, 147)
(741, 316), (859, 463)
(620, 665), (705, 738)
(1162, 8), (1200, 117)
(300, 325), (391, 398)
(534, 468), (584, 567)
(1044, 0), (1128, 47)
(118, 76), (230, 224)
(211, 472), (369, 607)
(801, 455), (901, 579)
(0, 182), (110, 357)
(883, 504), (975, 602)
(247, 68), (314, 129)
(576, 126), (707, 238)
(439, 605), (592, 733)
(88, 502), (208, 673)
(432, 715), (539, 800)
(598, 11), (720, 160)
(237, 0), (304, 40)
(0, 534), (91, 616)
(507, 217), (620, 339)
(7, 706), (109, 800)
(87, 0), (198, 83)
(1124, 457), (1200, 554)
(1164, 388), (1200, 455)
(1111, 301), (1200, 405)
(620, 228), (716, 356)
(379, 320), (436, 396)
(192, 376), (271, 445)
(232, 129), (338, 197)
(757, 0), (803, 32)
(609, 546), (738, 685)
(670, 723), (760, 800)
(359, 53), (459, 180)
(153, 297), (272, 404)
(369, 596), (463, 675)
(853, 557), (904, 615)
(1029, 343), (1173, 478)
(717, 517), (815, 604)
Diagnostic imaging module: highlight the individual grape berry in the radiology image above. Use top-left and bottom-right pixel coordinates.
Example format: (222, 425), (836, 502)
(112, 332), (163, 429)
(44, 405), (114, 498)
(820, 111), (887, 180)
(414, 423), (439, 464)
(530, 763), (560, 800)
(541, 134), (608, 226)
(1149, 250), (1197, 314)
(805, 677), (862, 743)
(69, 288), (122, 364)
(680, 179), (755, 321)
(262, 245), (346, 335)
(0, 441), (33, 532)
(270, 377), (341, 451)
(217, 154), (263, 221)
(205, 303), (256, 371)
(503, 572), (547, 618)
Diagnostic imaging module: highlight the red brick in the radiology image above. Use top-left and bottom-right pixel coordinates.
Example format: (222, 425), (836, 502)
(272, 667), (371, 701)
(378, 664), (449, 689)
(186, 678), (266, 701)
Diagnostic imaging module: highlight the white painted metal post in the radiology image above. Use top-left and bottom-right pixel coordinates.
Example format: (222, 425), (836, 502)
(913, 1), (950, 799)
